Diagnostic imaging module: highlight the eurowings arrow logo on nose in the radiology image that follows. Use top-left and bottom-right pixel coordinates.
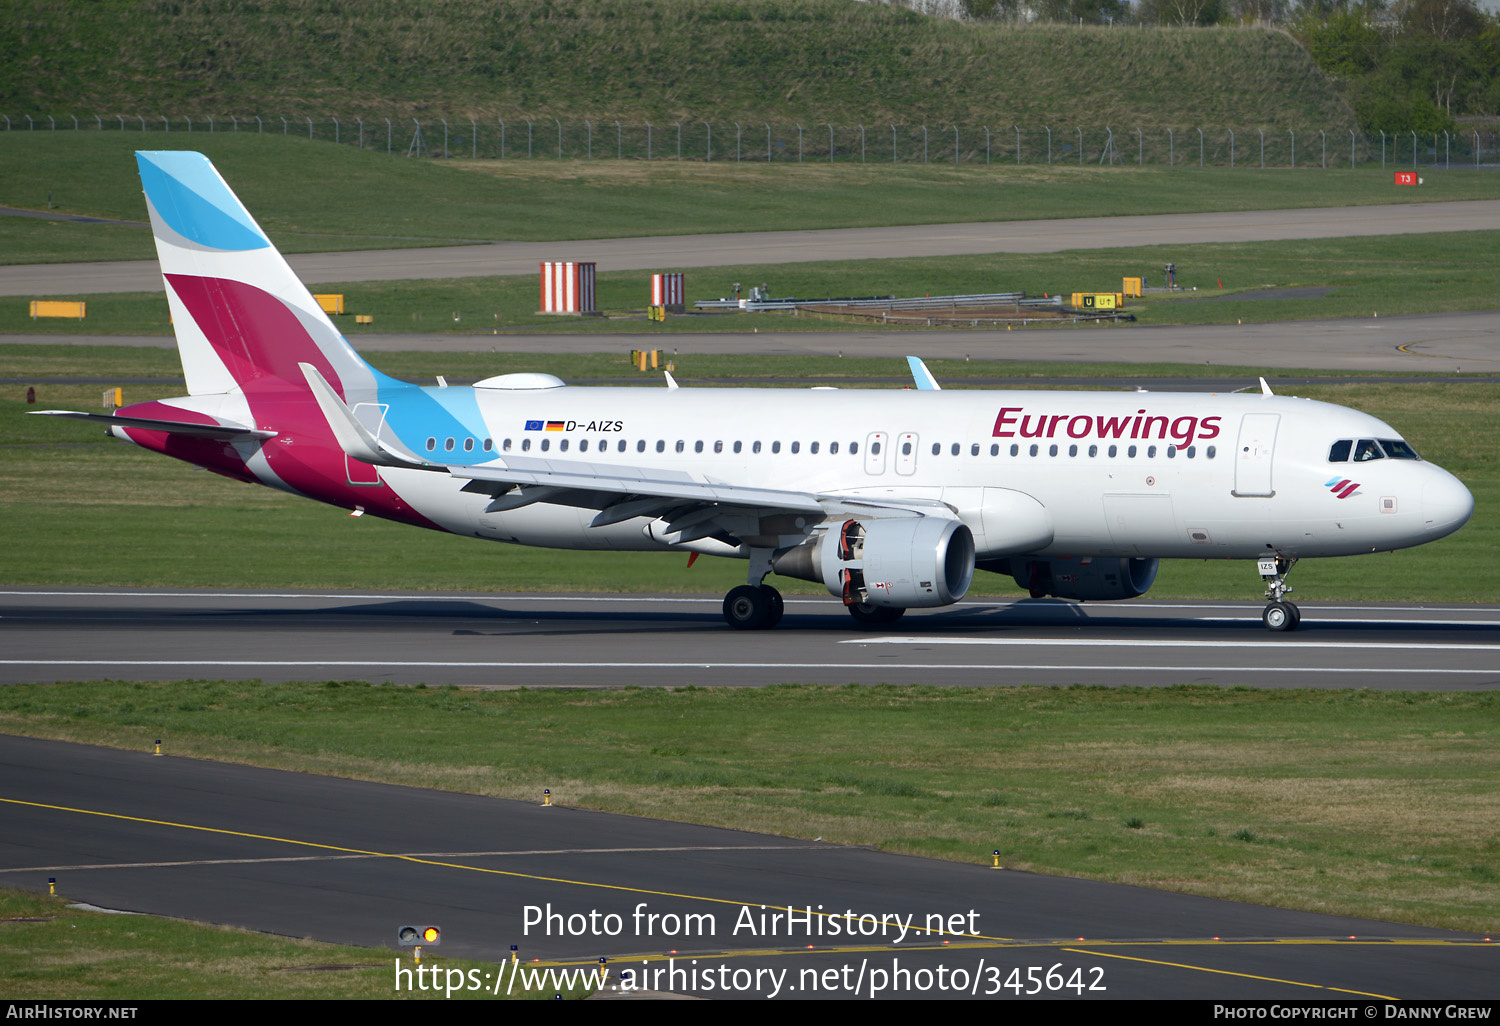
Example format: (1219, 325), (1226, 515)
(1325, 477), (1361, 499)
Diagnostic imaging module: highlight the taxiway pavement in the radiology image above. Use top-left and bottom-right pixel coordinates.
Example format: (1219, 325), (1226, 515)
(3, 200), (1498, 296)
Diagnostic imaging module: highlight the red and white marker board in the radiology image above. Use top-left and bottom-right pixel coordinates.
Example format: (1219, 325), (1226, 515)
(540, 262), (596, 313)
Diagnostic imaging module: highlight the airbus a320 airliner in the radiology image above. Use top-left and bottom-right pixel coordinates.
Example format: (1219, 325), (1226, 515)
(35, 152), (1474, 631)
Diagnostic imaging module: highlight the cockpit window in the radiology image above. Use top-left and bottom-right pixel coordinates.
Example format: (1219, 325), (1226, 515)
(1353, 438), (1384, 462)
(1380, 438), (1421, 460)
(1328, 439), (1352, 462)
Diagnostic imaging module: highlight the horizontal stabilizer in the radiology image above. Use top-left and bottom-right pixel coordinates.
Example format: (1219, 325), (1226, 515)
(29, 409), (276, 440)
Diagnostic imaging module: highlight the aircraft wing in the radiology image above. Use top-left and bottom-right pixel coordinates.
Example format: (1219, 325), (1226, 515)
(300, 361), (956, 541)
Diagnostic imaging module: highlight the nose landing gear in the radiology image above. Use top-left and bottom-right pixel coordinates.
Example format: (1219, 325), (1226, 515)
(1258, 554), (1301, 632)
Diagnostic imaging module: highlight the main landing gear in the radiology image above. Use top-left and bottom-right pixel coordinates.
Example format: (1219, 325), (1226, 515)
(1258, 554), (1301, 632)
(723, 584), (784, 630)
(722, 548), (784, 630)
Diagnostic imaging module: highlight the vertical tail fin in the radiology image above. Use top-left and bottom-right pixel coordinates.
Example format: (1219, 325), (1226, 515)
(136, 151), (389, 399)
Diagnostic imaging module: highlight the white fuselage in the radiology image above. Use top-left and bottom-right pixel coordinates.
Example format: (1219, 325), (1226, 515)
(372, 383), (1473, 563)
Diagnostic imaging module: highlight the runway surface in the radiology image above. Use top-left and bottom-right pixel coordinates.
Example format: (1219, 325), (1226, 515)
(3, 589), (1496, 689)
(4, 200), (1498, 296)
(1, 733), (1491, 1000)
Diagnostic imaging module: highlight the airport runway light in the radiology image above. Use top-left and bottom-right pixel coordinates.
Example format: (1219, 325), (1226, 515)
(398, 925), (441, 946)
(542, 788), (552, 807)
(48, 877), (55, 895)
(991, 850), (1001, 869)
(153, 739), (162, 757)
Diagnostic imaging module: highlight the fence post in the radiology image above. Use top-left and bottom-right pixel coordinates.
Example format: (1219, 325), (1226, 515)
(497, 119), (505, 159)
(49, 115), (56, 131)
(162, 115), (168, 133)
(675, 121), (681, 160)
(987, 125), (992, 165)
(617, 120), (622, 160)
(526, 119), (533, 158)
(357, 116), (363, 149)
(1289, 129), (1295, 169)
(471, 118), (477, 158)
(255, 115), (261, 134)
(231, 114), (238, 133)
(646, 120), (652, 160)
(557, 119), (562, 160)
(796, 122), (802, 162)
(891, 124), (896, 163)
(704, 121), (711, 162)
(1229, 128), (1234, 168)
(735, 122), (742, 162)
(1411, 130), (1416, 168)
(1350, 129), (1355, 168)
(71, 114), (78, 130)
(1258, 129), (1264, 168)
(1198, 127), (1203, 167)
(332, 116), (339, 145)
(1104, 126), (1114, 164)
(585, 119), (591, 159)
(281, 116), (287, 135)
(1444, 130), (1448, 169)
(184, 115), (191, 131)
(828, 123), (834, 163)
(95, 114), (101, 130)
(117, 115), (124, 130)
(138, 116), (145, 131)
(1320, 129), (1325, 169)
(1168, 128), (1173, 167)
(1380, 129), (1385, 168)
(861, 123), (866, 163)
(1475, 130), (1480, 168)
(765, 122), (770, 162)
(922, 124), (928, 163)
(1076, 127), (1082, 165)
(952, 124), (958, 165)
(386, 118), (391, 154)
(442, 118), (449, 158)
(1012, 125), (1020, 165)
(25, 114), (33, 130)
(1135, 127), (1142, 165)
(1045, 126), (1051, 166)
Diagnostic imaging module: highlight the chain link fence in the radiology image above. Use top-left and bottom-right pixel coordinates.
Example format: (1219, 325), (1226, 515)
(7, 113), (1497, 169)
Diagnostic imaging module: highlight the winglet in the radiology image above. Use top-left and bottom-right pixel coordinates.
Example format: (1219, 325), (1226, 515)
(1259, 376), (1275, 396)
(664, 370), (679, 390)
(907, 356), (941, 391)
(299, 363), (430, 469)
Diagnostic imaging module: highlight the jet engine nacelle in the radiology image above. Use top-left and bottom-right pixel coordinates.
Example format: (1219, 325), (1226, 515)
(775, 517), (975, 608)
(1000, 556), (1159, 601)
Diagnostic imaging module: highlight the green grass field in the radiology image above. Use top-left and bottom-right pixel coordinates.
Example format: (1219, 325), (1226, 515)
(2, 683), (1494, 933)
(4, 133), (1498, 266)
(11, 226), (1500, 336)
(0, 888), (591, 999)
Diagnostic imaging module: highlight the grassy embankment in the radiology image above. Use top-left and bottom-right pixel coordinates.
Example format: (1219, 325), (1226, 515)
(3, 1), (1353, 130)
(1, 683), (1494, 934)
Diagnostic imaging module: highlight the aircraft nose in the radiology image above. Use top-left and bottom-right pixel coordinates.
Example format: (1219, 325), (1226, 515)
(1422, 469), (1474, 539)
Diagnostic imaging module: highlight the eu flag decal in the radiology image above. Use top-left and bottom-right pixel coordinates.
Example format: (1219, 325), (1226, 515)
(524, 420), (544, 431)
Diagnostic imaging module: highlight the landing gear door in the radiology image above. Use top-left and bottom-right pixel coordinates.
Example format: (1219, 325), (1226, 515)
(346, 402), (388, 486)
(865, 431), (888, 476)
(1232, 413), (1279, 497)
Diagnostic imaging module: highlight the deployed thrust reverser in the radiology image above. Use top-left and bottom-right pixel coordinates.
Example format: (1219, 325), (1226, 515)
(758, 516), (976, 628)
